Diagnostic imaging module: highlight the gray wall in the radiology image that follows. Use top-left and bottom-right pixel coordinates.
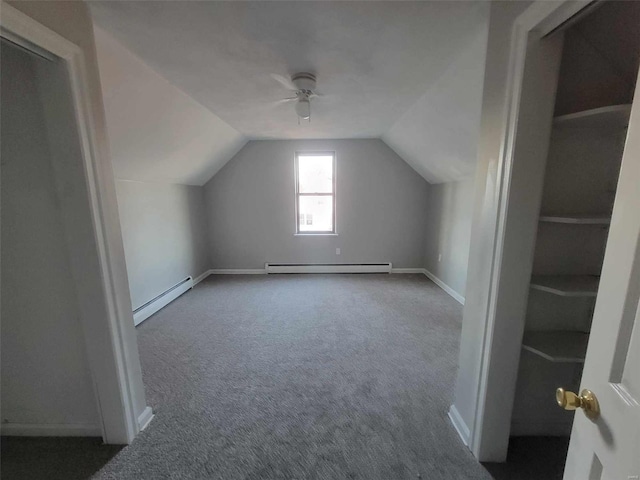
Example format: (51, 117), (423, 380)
(204, 139), (428, 269)
(1, 42), (100, 429)
(452, 0), (533, 445)
(116, 181), (210, 310)
(423, 178), (475, 297)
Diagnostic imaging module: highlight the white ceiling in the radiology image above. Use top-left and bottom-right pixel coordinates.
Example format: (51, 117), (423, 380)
(89, 1), (488, 142)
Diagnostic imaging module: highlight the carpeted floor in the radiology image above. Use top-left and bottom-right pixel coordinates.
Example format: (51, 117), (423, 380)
(0, 436), (122, 480)
(1, 274), (569, 479)
(92, 273), (492, 479)
(483, 436), (569, 480)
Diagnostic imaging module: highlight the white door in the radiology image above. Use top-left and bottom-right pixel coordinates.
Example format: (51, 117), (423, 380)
(562, 70), (640, 479)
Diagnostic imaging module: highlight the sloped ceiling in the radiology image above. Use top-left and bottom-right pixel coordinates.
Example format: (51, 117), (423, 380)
(382, 19), (489, 184)
(90, 1), (489, 185)
(94, 26), (246, 186)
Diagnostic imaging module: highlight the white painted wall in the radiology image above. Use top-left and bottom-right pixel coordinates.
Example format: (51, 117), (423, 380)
(93, 26), (246, 186)
(382, 8), (489, 184)
(451, 0), (533, 447)
(6, 0), (149, 442)
(423, 178), (475, 298)
(116, 181), (210, 310)
(204, 139), (428, 269)
(1, 41), (100, 432)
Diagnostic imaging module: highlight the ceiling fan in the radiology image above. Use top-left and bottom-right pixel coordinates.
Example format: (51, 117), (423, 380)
(271, 72), (323, 122)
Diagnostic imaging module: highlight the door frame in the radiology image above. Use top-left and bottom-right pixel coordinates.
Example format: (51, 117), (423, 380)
(0, 3), (151, 443)
(467, 0), (598, 462)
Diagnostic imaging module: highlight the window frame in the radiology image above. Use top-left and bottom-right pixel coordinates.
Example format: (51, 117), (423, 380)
(294, 151), (337, 235)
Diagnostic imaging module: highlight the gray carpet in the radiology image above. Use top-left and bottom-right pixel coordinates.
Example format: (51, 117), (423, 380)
(92, 273), (491, 479)
(1, 436), (122, 479)
(483, 436), (569, 480)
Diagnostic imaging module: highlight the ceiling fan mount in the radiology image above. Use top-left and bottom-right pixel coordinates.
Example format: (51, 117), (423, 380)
(290, 72), (317, 94)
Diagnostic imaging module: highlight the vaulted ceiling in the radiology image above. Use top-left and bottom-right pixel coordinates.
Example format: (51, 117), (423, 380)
(90, 1), (489, 185)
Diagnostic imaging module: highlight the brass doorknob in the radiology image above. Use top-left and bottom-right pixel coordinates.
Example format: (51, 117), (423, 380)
(556, 388), (600, 420)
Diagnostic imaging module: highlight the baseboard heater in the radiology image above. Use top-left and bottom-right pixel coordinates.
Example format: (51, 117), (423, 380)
(133, 276), (193, 326)
(264, 263), (392, 274)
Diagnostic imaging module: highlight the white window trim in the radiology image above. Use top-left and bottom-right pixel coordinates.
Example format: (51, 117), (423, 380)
(294, 151), (337, 235)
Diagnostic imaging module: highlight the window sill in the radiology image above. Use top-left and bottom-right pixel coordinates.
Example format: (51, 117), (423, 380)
(294, 233), (338, 237)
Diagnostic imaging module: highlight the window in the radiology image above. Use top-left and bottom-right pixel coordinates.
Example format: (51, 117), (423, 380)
(295, 152), (336, 234)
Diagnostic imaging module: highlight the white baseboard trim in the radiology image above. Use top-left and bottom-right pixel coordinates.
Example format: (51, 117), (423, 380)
(133, 277), (193, 326)
(265, 263), (392, 274)
(423, 269), (465, 305)
(193, 270), (211, 286)
(206, 267), (418, 275)
(209, 269), (266, 275)
(390, 268), (424, 274)
(137, 406), (154, 432)
(0, 422), (102, 437)
(448, 405), (471, 446)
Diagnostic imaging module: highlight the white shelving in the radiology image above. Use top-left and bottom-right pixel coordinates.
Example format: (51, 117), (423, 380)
(553, 104), (632, 130)
(539, 214), (610, 225)
(522, 331), (589, 363)
(530, 275), (599, 297)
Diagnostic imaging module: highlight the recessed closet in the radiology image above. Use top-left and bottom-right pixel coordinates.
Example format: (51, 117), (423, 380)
(510, 0), (640, 441)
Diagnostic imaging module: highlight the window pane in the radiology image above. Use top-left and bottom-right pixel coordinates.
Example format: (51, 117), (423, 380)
(298, 195), (333, 232)
(298, 155), (333, 193)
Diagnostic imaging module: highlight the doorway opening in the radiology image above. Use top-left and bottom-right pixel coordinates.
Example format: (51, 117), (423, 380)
(1, 0), (150, 468)
(485, 1), (640, 478)
(0, 36), (123, 477)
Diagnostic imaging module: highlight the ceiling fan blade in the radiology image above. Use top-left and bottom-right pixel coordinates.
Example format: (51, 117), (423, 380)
(271, 73), (298, 91)
(271, 97), (297, 106)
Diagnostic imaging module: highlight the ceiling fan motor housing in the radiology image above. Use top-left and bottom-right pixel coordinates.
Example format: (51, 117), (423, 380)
(291, 72), (316, 93)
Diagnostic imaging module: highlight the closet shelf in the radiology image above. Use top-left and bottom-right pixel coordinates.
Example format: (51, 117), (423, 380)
(530, 275), (599, 297)
(522, 331), (589, 363)
(539, 214), (610, 225)
(553, 104), (632, 130)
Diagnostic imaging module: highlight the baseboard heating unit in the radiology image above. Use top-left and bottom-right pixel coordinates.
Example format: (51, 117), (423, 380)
(133, 276), (193, 326)
(264, 263), (392, 274)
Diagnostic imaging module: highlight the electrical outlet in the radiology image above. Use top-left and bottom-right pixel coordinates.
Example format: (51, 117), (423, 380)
(438, 254), (442, 262)
(336, 247), (341, 255)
